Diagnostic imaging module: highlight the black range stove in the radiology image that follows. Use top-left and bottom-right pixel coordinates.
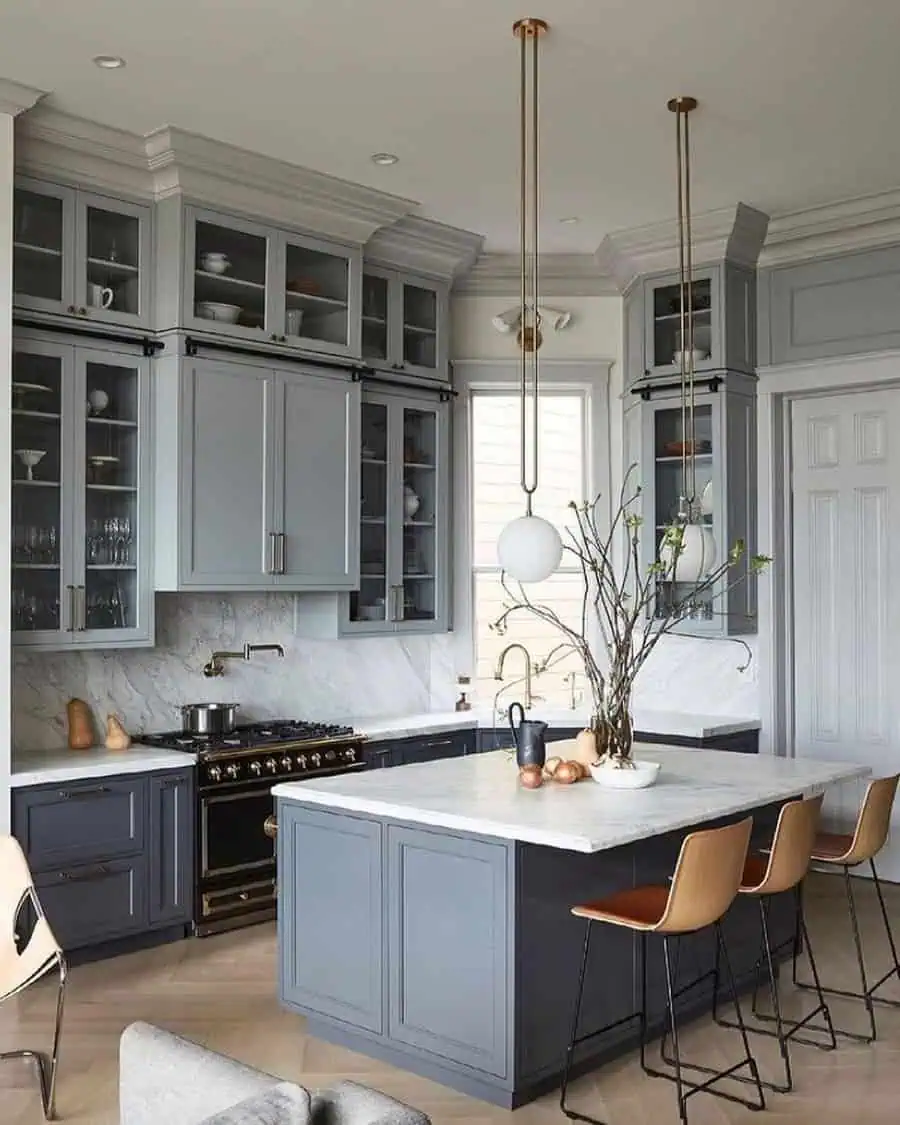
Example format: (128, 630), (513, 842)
(144, 719), (367, 936)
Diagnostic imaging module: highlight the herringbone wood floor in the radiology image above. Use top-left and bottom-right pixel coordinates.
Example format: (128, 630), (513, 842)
(3, 874), (900, 1125)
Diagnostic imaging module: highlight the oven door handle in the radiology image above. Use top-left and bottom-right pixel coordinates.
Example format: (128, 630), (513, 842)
(263, 815), (278, 839)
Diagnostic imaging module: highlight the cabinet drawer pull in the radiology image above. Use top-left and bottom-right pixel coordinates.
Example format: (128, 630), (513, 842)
(267, 532), (277, 575)
(58, 863), (111, 883)
(425, 739), (453, 750)
(57, 785), (110, 800)
(276, 532), (286, 575)
(65, 585), (75, 632)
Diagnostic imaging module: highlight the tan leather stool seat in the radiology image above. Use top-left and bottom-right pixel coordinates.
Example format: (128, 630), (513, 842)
(572, 886), (669, 930)
(739, 854), (769, 890)
(810, 832), (854, 862)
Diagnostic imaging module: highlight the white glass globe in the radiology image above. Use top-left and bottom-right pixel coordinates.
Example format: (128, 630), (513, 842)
(497, 514), (563, 583)
(661, 523), (716, 583)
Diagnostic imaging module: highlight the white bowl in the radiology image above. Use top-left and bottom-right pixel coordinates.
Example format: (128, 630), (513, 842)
(589, 760), (661, 789)
(197, 301), (241, 324)
(200, 253), (230, 275)
(672, 348), (708, 367)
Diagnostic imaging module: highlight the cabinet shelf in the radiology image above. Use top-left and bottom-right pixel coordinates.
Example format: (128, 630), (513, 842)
(362, 315), (387, 326)
(86, 484), (137, 493)
(361, 517), (387, 525)
(86, 564), (136, 571)
(654, 454), (713, 464)
(653, 309), (712, 323)
(362, 457), (387, 466)
(12, 563), (60, 570)
(87, 416), (138, 428)
(404, 519), (434, 528)
(12, 409), (60, 420)
(403, 573), (434, 580)
(404, 461), (435, 470)
(14, 241), (62, 258)
(13, 479), (60, 487)
(285, 290), (348, 311)
(403, 323), (437, 336)
(195, 269), (265, 293)
(87, 257), (139, 277)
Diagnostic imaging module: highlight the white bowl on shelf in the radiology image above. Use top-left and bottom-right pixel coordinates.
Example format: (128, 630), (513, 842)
(197, 301), (241, 324)
(589, 760), (661, 790)
(672, 348), (709, 368)
(200, 253), (230, 275)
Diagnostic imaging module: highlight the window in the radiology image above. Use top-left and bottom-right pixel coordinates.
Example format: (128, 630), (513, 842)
(470, 391), (588, 712)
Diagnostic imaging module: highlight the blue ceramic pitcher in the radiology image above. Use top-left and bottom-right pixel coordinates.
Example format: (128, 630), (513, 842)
(508, 702), (548, 769)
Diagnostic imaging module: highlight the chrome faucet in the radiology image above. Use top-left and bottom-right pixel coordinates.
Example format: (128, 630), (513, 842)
(203, 642), (285, 678)
(494, 643), (534, 710)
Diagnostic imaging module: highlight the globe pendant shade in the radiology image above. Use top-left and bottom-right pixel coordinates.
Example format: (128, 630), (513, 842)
(497, 514), (563, 583)
(661, 523), (716, 583)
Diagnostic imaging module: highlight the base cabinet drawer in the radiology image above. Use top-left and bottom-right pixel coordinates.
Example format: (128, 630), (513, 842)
(35, 855), (149, 950)
(14, 776), (146, 868)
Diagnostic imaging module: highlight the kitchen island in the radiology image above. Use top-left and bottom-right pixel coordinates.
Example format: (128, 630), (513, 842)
(274, 745), (866, 1108)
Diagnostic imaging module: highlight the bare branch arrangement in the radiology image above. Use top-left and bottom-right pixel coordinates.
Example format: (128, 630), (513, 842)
(491, 465), (771, 768)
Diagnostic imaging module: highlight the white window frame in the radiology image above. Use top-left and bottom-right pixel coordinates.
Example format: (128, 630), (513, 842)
(451, 358), (614, 691)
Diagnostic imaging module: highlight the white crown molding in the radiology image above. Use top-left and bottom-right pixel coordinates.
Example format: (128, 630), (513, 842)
(759, 188), (900, 268)
(454, 252), (618, 296)
(0, 77), (46, 118)
(597, 202), (770, 291)
(365, 215), (484, 281)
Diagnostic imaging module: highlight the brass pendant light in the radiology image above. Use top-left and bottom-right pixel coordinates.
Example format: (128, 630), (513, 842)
(496, 17), (562, 584)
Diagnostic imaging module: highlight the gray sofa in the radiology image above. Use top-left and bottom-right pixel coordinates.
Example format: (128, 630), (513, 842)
(119, 1022), (430, 1125)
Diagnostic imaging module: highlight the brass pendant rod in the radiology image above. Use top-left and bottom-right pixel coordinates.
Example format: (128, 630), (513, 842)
(514, 17), (548, 515)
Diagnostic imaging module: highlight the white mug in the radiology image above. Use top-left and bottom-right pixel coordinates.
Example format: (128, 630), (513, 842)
(88, 283), (114, 309)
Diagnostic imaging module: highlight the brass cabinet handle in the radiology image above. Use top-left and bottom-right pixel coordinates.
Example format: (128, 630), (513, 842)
(263, 815), (278, 839)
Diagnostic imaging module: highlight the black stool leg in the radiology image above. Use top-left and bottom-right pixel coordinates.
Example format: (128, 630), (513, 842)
(870, 860), (900, 997)
(758, 897), (792, 1092)
(797, 900), (838, 1050)
(662, 935), (688, 1125)
(716, 922), (766, 1110)
(560, 922), (604, 1123)
(845, 865), (878, 1042)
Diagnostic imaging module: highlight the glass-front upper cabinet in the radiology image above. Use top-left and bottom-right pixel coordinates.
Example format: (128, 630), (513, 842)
(13, 179), (152, 328)
(345, 389), (449, 634)
(185, 209), (275, 340)
(361, 267), (448, 382)
(11, 334), (153, 650)
(278, 233), (360, 357)
(638, 373), (757, 636)
(643, 267), (720, 378)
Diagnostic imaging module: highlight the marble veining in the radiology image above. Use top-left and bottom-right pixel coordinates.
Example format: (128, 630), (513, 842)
(273, 743), (869, 854)
(11, 745), (197, 787)
(12, 593), (456, 751)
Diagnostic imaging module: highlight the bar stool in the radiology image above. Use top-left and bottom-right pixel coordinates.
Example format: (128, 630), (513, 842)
(560, 817), (763, 1125)
(794, 774), (900, 1042)
(711, 794), (836, 1093)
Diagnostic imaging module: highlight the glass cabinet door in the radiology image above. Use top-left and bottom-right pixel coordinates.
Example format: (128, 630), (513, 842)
(11, 346), (69, 640)
(402, 282), (439, 375)
(281, 236), (354, 354)
(13, 183), (73, 313)
(646, 272), (716, 374)
(77, 195), (149, 325)
(349, 400), (391, 627)
(189, 212), (272, 338)
(361, 272), (390, 363)
(399, 404), (439, 626)
(77, 352), (146, 639)
(649, 401), (716, 622)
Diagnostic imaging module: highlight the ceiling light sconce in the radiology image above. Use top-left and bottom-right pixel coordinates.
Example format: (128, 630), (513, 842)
(660, 95), (716, 584)
(371, 152), (399, 166)
(496, 17), (563, 584)
(92, 55), (126, 69)
(491, 304), (573, 352)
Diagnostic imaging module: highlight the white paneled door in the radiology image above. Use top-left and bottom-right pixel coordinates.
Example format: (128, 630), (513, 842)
(792, 388), (900, 881)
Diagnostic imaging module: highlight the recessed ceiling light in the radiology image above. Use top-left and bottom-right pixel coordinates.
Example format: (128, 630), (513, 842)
(558, 216), (580, 225)
(93, 55), (126, 69)
(371, 152), (399, 166)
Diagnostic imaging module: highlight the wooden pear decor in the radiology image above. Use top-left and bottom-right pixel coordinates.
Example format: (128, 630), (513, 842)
(105, 714), (132, 751)
(66, 698), (95, 750)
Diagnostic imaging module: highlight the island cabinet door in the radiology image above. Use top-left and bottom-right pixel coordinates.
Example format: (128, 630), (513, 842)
(386, 825), (512, 1080)
(278, 803), (384, 1033)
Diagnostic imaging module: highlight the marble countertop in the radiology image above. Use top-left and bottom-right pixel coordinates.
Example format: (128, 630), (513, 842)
(12, 745), (197, 787)
(274, 741), (867, 854)
(351, 708), (760, 743)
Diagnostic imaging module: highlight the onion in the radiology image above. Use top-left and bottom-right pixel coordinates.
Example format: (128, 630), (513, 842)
(519, 765), (544, 789)
(543, 756), (563, 779)
(554, 761), (579, 785)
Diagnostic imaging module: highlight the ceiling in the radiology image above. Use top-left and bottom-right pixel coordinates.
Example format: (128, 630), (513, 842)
(4, 0), (900, 253)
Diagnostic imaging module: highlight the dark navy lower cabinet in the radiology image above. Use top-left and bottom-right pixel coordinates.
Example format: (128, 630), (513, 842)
(367, 728), (475, 769)
(13, 766), (195, 958)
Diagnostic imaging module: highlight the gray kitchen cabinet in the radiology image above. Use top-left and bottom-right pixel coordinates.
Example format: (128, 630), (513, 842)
(149, 771), (195, 926)
(177, 205), (362, 358)
(637, 370), (757, 635)
(14, 176), (153, 329)
(367, 729), (475, 769)
(12, 330), (154, 651)
(629, 262), (756, 383)
(154, 349), (360, 592)
(362, 266), (449, 382)
(342, 386), (450, 635)
(13, 767), (195, 955)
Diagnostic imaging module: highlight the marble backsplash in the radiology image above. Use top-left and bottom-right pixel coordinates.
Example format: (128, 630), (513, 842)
(12, 593), (459, 751)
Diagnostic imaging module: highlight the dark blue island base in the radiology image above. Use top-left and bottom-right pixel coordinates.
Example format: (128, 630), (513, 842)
(277, 799), (791, 1109)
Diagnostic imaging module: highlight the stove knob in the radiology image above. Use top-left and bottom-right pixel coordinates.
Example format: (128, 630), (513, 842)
(324, 749), (336, 762)
(265, 757), (279, 774)
(224, 763), (240, 780)
(248, 760), (262, 777)
(207, 765), (222, 782)
(310, 752), (322, 768)
(297, 755), (308, 770)
(280, 755), (293, 771)
(344, 748), (356, 762)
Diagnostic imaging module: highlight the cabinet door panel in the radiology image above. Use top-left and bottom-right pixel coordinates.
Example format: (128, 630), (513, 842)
(35, 855), (149, 950)
(149, 771), (195, 926)
(75, 193), (152, 329)
(181, 361), (274, 587)
(273, 371), (360, 589)
(13, 179), (76, 315)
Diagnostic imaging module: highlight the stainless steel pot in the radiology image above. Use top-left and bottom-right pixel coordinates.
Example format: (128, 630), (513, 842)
(180, 702), (240, 735)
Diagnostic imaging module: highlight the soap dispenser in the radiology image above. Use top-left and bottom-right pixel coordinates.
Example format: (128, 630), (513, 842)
(455, 675), (472, 712)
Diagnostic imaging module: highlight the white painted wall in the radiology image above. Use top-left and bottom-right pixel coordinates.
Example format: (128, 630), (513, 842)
(1, 113), (14, 829)
(452, 292), (760, 720)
